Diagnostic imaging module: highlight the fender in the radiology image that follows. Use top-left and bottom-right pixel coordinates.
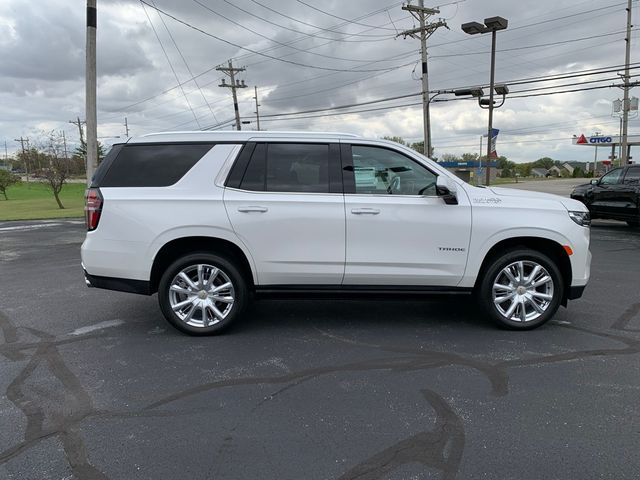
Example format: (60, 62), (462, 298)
(147, 226), (259, 284)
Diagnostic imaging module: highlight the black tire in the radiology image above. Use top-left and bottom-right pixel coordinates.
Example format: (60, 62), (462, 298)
(477, 248), (564, 330)
(626, 219), (639, 227)
(158, 252), (248, 335)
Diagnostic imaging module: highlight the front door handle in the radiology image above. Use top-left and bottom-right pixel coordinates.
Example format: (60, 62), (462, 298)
(351, 208), (380, 215)
(238, 206), (268, 213)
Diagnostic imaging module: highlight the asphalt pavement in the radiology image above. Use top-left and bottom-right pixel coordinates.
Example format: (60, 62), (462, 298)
(1, 202), (639, 479)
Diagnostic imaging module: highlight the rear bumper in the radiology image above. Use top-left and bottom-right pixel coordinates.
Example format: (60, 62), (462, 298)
(84, 270), (152, 296)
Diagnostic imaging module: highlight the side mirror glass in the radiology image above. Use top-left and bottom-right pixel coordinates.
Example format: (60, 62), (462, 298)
(590, 179), (598, 185)
(436, 176), (458, 205)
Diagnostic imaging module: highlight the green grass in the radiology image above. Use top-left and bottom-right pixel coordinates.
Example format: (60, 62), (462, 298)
(0, 182), (86, 221)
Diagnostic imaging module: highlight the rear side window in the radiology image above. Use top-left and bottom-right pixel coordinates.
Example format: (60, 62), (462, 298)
(99, 143), (214, 187)
(624, 167), (640, 184)
(239, 143), (330, 193)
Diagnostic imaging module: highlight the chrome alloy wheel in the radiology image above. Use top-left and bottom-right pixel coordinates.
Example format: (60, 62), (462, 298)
(492, 260), (554, 323)
(168, 264), (235, 328)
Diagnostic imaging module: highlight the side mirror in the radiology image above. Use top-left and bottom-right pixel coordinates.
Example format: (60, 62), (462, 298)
(590, 179), (598, 185)
(436, 176), (458, 205)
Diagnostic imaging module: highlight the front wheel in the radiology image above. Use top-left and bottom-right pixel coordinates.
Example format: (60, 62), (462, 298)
(478, 249), (564, 330)
(158, 253), (248, 335)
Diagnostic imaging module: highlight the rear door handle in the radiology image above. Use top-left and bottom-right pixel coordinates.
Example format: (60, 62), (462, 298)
(351, 208), (380, 215)
(238, 206), (268, 213)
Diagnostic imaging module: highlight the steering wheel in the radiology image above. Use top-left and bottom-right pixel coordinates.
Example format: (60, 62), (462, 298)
(386, 176), (401, 194)
(418, 181), (437, 196)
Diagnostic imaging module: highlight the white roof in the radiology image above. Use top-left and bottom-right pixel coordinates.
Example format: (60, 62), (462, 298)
(129, 130), (361, 144)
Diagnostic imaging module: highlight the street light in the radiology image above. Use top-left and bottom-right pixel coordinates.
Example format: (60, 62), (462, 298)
(461, 16), (508, 186)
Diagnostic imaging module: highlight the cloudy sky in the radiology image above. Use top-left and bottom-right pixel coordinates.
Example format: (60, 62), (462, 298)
(0, 0), (638, 162)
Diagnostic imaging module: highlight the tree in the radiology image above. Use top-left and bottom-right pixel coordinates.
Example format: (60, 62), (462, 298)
(382, 136), (407, 146)
(74, 139), (106, 165)
(496, 156), (515, 171)
(410, 141), (425, 155)
(440, 153), (461, 163)
(39, 132), (70, 209)
(461, 152), (479, 162)
(532, 157), (555, 170)
(0, 170), (21, 200)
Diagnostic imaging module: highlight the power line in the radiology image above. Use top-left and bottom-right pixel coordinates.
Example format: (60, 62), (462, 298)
(140, 1), (201, 128)
(192, 0), (400, 63)
(430, 29), (639, 59)
(152, 0), (218, 124)
(139, 1), (415, 72)
(232, 0), (396, 38)
(294, 0), (401, 31)
(220, 81), (634, 127)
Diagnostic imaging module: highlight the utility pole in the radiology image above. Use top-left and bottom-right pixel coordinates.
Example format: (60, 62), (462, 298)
(86, 0), (98, 186)
(619, 0), (634, 167)
(3, 141), (7, 169)
(478, 135), (483, 186)
(592, 130), (601, 175)
(124, 117), (130, 137)
(62, 131), (70, 174)
(69, 117), (86, 146)
(14, 137), (29, 182)
(398, 1), (447, 157)
(216, 61), (247, 131)
(253, 86), (261, 131)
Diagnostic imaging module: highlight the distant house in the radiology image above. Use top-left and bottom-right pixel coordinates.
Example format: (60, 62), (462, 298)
(531, 168), (548, 178)
(561, 162), (575, 176)
(548, 165), (571, 177)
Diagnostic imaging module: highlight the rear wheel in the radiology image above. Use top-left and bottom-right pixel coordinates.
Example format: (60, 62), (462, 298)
(158, 253), (248, 335)
(478, 249), (564, 330)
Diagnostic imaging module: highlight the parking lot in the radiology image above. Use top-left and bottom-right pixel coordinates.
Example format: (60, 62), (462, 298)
(1, 201), (639, 478)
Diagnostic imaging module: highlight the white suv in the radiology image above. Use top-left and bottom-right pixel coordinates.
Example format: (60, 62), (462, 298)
(81, 131), (591, 334)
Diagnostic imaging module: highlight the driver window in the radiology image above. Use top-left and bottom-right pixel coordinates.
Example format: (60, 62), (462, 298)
(351, 146), (437, 195)
(599, 168), (623, 185)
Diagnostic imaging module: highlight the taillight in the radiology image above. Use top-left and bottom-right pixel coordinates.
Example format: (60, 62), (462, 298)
(85, 188), (103, 231)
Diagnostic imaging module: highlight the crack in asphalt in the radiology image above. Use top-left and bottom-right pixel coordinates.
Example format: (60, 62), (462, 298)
(1, 320), (109, 479)
(0, 303), (639, 479)
(338, 389), (465, 480)
(610, 302), (640, 332)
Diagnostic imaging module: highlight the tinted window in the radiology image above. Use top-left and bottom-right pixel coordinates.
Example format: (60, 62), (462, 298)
(99, 144), (213, 187)
(351, 146), (437, 195)
(624, 167), (640, 184)
(239, 143), (330, 193)
(599, 168), (623, 185)
(91, 143), (123, 187)
(239, 144), (266, 191)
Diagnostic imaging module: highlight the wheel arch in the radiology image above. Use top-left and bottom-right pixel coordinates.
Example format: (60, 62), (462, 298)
(150, 236), (256, 294)
(473, 236), (572, 305)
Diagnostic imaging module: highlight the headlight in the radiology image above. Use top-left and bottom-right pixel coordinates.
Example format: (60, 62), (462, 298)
(568, 210), (591, 226)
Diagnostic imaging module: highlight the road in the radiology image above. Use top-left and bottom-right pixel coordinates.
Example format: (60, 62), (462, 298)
(494, 178), (587, 196)
(1, 209), (639, 478)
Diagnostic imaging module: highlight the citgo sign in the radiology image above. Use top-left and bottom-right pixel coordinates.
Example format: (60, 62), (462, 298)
(589, 136), (612, 144)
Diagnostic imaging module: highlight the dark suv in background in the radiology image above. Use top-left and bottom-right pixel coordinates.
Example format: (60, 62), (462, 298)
(571, 165), (640, 227)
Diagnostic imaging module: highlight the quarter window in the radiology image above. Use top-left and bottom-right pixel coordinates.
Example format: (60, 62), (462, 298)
(99, 144), (214, 187)
(351, 146), (437, 195)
